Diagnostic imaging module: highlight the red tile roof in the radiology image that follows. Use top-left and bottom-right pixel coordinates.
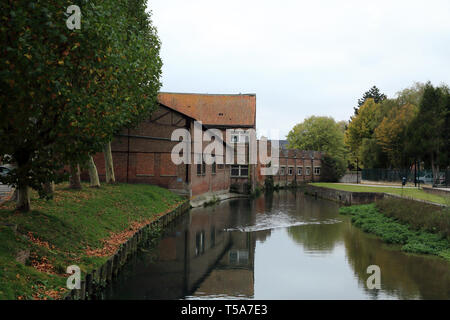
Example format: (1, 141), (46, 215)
(158, 92), (256, 127)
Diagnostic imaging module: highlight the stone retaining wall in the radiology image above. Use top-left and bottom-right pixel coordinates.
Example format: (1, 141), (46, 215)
(422, 187), (450, 197)
(304, 185), (446, 208)
(304, 185), (385, 205)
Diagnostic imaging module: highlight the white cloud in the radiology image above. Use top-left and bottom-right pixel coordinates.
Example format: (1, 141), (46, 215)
(148, 0), (450, 138)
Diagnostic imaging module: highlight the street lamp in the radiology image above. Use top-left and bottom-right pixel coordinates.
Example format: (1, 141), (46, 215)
(356, 158), (359, 184)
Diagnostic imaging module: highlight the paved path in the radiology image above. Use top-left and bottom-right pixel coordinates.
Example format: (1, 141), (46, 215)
(0, 183), (14, 204)
(338, 183), (416, 189)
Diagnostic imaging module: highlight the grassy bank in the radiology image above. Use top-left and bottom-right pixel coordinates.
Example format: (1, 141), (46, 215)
(339, 200), (450, 262)
(311, 182), (449, 205)
(0, 183), (182, 300)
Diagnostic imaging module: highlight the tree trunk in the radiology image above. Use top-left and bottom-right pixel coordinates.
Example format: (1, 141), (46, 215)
(69, 164), (82, 190)
(43, 181), (55, 195)
(104, 142), (116, 184)
(430, 152), (440, 187)
(88, 155), (100, 188)
(16, 185), (30, 212)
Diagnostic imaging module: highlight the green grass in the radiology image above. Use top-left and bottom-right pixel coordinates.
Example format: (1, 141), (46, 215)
(340, 204), (450, 262)
(311, 182), (450, 205)
(0, 182), (182, 300)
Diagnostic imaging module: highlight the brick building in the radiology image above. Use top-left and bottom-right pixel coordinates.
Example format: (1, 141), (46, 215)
(158, 92), (257, 196)
(87, 93), (322, 198)
(87, 92), (257, 198)
(255, 140), (323, 188)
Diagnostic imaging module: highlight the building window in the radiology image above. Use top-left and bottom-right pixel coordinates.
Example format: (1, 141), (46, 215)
(279, 166), (286, 176)
(288, 167), (294, 175)
(314, 167), (321, 175)
(217, 164), (224, 169)
(195, 231), (205, 256)
(231, 165), (249, 177)
(297, 167), (303, 176)
(229, 249), (249, 265)
(230, 130), (249, 143)
(305, 167), (311, 175)
(197, 161), (206, 176)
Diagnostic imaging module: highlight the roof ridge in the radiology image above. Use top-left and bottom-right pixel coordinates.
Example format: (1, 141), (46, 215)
(159, 92), (256, 96)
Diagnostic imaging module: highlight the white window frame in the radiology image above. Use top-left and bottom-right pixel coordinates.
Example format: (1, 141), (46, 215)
(231, 165), (249, 177)
(305, 166), (311, 176)
(297, 167), (303, 176)
(288, 166), (294, 175)
(230, 130), (249, 143)
(314, 167), (321, 175)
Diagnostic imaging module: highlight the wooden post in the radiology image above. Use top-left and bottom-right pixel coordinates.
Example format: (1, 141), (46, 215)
(80, 280), (86, 300)
(113, 254), (119, 278)
(106, 258), (113, 283)
(86, 273), (93, 299)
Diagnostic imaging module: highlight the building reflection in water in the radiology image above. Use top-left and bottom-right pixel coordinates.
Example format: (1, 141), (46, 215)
(103, 199), (259, 300)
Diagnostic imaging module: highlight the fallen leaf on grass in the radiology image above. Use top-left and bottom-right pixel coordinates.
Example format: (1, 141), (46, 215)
(27, 232), (55, 250)
(86, 202), (183, 257)
(29, 252), (56, 275)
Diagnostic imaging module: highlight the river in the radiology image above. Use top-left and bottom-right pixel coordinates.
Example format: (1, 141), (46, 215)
(103, 190), (450, 300)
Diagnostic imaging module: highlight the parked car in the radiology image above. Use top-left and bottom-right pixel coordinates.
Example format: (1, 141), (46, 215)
(0, 165), (11, 178)
(418, 172), (445, 185)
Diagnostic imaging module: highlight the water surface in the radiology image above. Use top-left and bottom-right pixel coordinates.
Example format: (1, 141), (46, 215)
(103, 190), (450, 300)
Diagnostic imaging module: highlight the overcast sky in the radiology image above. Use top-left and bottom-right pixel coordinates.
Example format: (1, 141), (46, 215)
(149, 0), (450, 138)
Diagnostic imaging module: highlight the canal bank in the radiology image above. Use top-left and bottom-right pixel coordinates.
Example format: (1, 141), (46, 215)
(304, 184), (385, 205)
(102, 190), (450, 299)
(64, 199), (190, 300)
(0, 183), (188, 300)
(304, 184), (450, 262)
(306, 183), (449, 206)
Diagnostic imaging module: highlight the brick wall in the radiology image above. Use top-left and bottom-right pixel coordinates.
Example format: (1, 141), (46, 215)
(255, 144), (323, 188)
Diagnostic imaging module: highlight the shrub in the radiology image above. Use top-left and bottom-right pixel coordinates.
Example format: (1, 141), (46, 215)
(375, 198), (450, 240)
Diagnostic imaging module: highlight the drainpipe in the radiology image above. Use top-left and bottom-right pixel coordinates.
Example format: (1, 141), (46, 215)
(302, 156), (305, 182)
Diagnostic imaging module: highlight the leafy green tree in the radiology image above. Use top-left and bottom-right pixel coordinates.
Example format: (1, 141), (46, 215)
(375, 104), (418, 168)
(345, 96), (399, 168)
(395, 82), (426, 107)
(0, 0), (161, 211)
(359, 137), (388, 169)
(321, 154), (346, 182)
(408, 82), (448, 185)
(287, 116), (347, 180)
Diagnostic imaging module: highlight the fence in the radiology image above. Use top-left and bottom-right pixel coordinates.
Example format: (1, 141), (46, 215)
(339, 172), (362, 184)
(362, 168), (450, 187)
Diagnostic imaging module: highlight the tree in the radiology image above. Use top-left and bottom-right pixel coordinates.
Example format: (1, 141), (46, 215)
(345, 97), (394, 168)
(0, 0), (162, 211)
(395, 82), (426, 107)
(102, 0), (162, 184)
(408, 82), (448, 185)
(354, 86), (387, 115)
(321, 154), (346, 182)
(287, 116), (347, 179)
(375, 104), (418, 168)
